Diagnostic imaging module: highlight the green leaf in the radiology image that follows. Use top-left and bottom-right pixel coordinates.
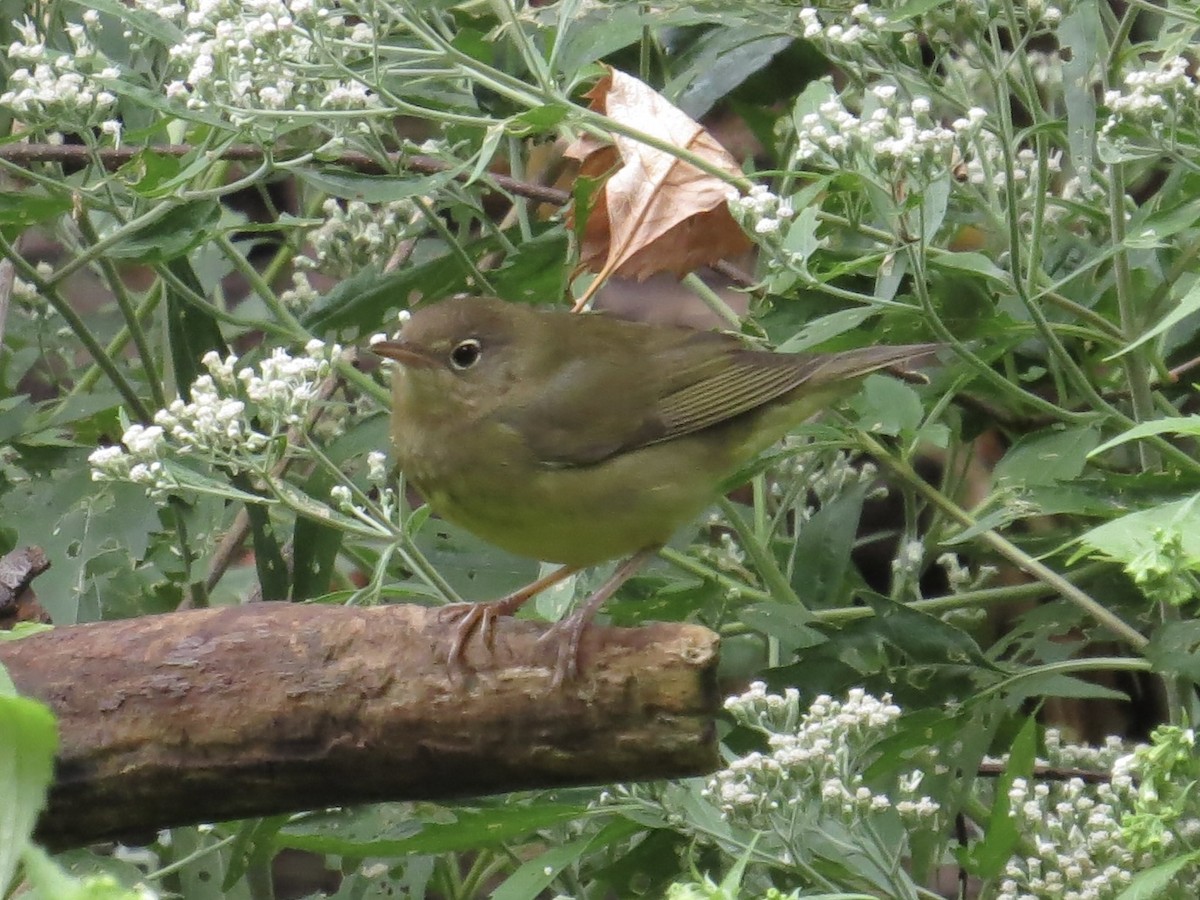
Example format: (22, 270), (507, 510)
(163, 257), (228, 401)
(738, 603), (823, 653)
(21, 845), (147, 900)
(891, 0), (952, 17)
(1058, 3), (1101, 190)
(0, 682), (58, 895)
(293, 168), (458, 203)
(491, 819), (640, 900)
(169, 827), (252, 900)
(790, 482), (868, 608)
(301, 237), (500, 335)
(276, 803), (588, 856)
(1003, 671), (1128, 703)
(508, 104), (571, 133)
(928, 250), (1010, 284)
(1106, 280), (1200, 361)
(221, 816), (288, 892)
(960, 715), (1036, 878)
(485, 229), (571, 304)
(1146, 620), (1200, 681)
(107, 201), (222, 262)
(233, 474), (290, 603)
(0, 458), (163, 623)
(1114, 850), (1200, 900)
(1075, 496), (1200, 568)
(158, 461), (276, 504)
(291, 468), (344, 601)
(62, 0), (183, 45)
(1090, 415), (1200, 458)
(0, 191), (72, 227)
(777, 306), (878, 353)
(995, 425), (1101, 487)
(859, 594), (995, 671)
(666, 27), (792, 118)
(849, 375), (924, 437)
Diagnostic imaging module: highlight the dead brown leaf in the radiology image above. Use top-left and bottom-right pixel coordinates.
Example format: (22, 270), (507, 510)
(565, 68), (750, 308)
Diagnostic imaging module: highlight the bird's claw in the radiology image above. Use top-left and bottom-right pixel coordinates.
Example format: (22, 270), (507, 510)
(536, 612), (591, 687)
(439, 601), (503, 672)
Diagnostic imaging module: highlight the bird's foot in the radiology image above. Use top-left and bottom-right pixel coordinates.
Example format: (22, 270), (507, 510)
(536, 611), (592, 687)
(535, 546), (661, 686)
(438, 564), (581, 673)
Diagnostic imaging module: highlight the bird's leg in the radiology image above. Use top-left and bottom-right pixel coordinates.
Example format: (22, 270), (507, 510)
(443, 563), (580, 668)
(541, 546), (659, 686)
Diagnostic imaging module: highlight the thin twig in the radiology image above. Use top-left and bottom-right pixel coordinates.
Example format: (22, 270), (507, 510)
(0, 142), (571, 207)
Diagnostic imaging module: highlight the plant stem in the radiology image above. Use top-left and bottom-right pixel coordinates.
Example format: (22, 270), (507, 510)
(718, 497), (806, 608)
(858, 430), (1149, 651)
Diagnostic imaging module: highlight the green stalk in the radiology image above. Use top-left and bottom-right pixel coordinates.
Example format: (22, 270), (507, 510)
(858, 430), (1149, 651)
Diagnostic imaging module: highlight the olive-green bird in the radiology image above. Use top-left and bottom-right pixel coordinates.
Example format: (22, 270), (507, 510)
(375, 296), (938, 681)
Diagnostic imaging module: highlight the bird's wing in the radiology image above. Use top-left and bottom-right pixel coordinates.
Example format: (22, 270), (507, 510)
(499, 324), (933, 467)
(652, 345), (933, 440)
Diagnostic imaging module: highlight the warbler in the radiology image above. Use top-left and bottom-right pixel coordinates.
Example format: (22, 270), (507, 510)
(375, 296), (937, 680)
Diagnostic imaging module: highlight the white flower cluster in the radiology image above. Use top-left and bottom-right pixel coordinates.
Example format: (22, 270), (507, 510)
(299, 198), (421, 276)
(142, 0), (379, 131)
(1044, 728), (1130, 771)
(1102, 55), (1200, 140)
(792, 2), (1063, 61)
(937, 551), (998, 593)
(795, 84), (983, 186)
(708, 685), (940, 828)
(998, 726), (1200, 900)
(90, 339), (340, 493)
(795, 4), (888, 51)
(0, 14), (122, 136)
(727, 185), (795, 237)
(278, 270), (323, 312)
(1000, 776), (1139, 900)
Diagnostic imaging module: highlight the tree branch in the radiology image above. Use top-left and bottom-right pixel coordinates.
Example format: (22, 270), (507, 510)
(0, 602), (720, 849)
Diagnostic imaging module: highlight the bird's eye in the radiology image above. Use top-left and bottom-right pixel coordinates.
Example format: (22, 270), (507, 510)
(450, 338), (482, 369)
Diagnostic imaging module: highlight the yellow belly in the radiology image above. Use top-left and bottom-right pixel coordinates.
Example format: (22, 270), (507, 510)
(400, 424), (732, 567)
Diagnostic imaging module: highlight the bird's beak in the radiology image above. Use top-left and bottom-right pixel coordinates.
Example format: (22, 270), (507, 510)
(373, 340), (437, 369)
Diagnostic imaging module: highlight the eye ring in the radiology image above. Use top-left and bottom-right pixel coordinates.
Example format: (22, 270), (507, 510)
(450, 338), (482, 370)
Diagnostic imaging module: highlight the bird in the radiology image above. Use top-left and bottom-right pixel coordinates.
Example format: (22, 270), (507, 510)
(374, 296), (939, 681)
